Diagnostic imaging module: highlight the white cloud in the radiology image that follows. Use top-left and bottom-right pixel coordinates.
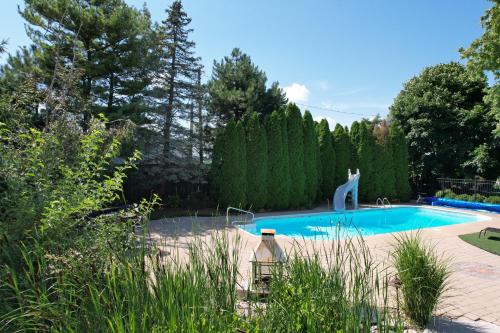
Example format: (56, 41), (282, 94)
(314, 115), (336, 129)
(282, 83), (310, 103)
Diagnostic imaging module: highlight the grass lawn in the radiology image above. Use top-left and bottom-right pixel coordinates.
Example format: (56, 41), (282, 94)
(459, 232), (500, 256)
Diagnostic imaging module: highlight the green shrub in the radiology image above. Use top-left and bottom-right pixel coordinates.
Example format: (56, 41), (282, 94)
(434, 189), (456, 199)
(455, 194), (472, 201)
(485, 196), (500, 204)
(165, 194), (181, 208)
(470, 193), (486, 202)
(434, 190), (444, 198)
(392, 233), (450, 328)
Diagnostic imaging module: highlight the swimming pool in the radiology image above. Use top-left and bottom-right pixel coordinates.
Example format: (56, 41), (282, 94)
(239, 206), (489, 238)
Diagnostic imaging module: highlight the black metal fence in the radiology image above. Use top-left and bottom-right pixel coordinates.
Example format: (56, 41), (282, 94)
(437, 178), (500, 196)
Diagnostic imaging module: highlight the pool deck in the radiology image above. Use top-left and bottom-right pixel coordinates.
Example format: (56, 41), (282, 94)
(148, 204), (500, 332)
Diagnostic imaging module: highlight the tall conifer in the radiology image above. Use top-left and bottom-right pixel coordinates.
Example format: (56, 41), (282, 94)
(286, 104), (306, 207)
(245, 113), (268, 210)
(266, 111), (289, 209)
(317, 119), (336, 200)
(303, 111), (319, 206)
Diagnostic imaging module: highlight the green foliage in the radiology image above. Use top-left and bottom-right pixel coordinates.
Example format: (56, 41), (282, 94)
(455, 194), (472, 201)
(286, 104), (306, 207)
(485, 195), (500, 204)
(317, 119), (335, 200)
(165, 194), (181, 208)
(390, 62), (498, 190)
(211, 120), (247, 207)
(0, 115), (156, 325)
(20, 0), (154, 124)
(390, 123), (411, 201)
(460, 0), (500, 137)
(349, 121), (360, 171)
(332, 124), (351, 189)
(279, 110), (291, 206)
(392, 234), (450, 328)
(156, 0), (202, 164)
(435, 190), (500, 204)
(302, 111), (320, 206)
(263, 237), (403, 332)
(266, 111), (289, 209)
(357, 122), (375, 202)
(373, 121), (396, 199)
(245, 112), (268, 210)
(208, 48), (287, 123)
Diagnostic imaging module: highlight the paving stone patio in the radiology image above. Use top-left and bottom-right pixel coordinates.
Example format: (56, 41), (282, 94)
(148, 204), (500, 331)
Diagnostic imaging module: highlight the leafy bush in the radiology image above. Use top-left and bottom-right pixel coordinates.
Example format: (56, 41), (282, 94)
(165, 194), (181, 208)
(0, 116), (158, 330)
(455, 194), (472, 201)
(392, 233), (450, 328)
(470, 193), (486, 202)
(434, 189), (499, 203)
(484, 196), (500, 204)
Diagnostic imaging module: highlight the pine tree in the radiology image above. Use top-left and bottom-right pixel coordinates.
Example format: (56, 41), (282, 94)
(286, 104), (306, 207)
(21, 0), (153, 125)
(317, 119), (336, 200)
(303, 111), (319, 206)
(266, 111), (289, 209)
(245, 112), (268, 210)
(207, 48), (287, 124)
(212, 120), (246, 207)
(390, 123), (412, 201)
(157, 0), (201, 170)
(332, 124), (351, 188)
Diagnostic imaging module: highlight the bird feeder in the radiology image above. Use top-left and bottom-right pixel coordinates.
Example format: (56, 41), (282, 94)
(249, 229), (285, 294)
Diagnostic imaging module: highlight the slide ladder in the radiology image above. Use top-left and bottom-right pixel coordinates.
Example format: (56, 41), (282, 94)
(333, 169), (361, 211)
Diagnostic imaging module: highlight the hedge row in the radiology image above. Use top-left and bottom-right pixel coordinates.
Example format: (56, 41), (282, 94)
(435, 189), (500, 204)
(212, 105), (411, 210)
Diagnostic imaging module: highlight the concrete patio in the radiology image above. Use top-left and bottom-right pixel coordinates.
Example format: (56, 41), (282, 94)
(148, 205), (500, 332)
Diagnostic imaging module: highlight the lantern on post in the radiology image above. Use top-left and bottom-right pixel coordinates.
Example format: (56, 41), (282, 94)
(249, 229), (285, 295)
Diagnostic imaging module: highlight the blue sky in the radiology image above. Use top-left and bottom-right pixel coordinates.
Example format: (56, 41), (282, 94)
(0, 0), (491, 126)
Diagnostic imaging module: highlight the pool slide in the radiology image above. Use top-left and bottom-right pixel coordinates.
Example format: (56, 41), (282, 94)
(333, 169), (360, 211)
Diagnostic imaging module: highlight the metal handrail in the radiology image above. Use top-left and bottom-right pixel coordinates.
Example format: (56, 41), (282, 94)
(376, 198), (384, 207)
(382, 197), (392, 208)
(226, 207), (255, 225)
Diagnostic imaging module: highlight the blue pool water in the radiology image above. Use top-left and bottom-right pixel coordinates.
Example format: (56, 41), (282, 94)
(240, 207), (488, 238)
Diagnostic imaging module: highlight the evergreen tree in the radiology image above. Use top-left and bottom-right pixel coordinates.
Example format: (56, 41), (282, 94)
(357, 121), (375, 202)
(302, 111), (319, 206)
(21, 0), (153, 124)
(332, 124), (351, 188)
(279, 110), (291, 207)
(245, 112), (268, 210)
(157, 0), (201, 167)
(211, 120), (246, 207)
(266, 111), (289, 209)
(349, 121), (361, 171)
(286, 104), (306, 207)
(317, 119), (336, 200)
(207, 48), (287, 124)
(371, 120), (396, 199)
(390, 123), (412, 201)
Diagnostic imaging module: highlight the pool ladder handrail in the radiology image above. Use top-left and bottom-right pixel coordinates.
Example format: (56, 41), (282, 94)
(226, 207), (255, 225)
(376, 197), (392, 209)
(383, 197), (392, 208)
